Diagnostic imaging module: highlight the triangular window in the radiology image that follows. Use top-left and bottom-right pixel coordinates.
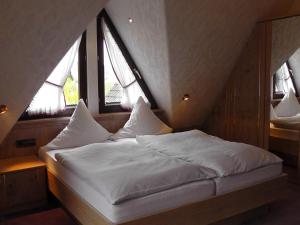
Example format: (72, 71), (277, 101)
(273, 62), (298, 99)
(97, 10), (157, 112)
(20, 34), (87, 120)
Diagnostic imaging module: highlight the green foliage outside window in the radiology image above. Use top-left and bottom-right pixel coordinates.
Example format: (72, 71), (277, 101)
(63, 75), (79, 106)
(105, 80), (114, 95)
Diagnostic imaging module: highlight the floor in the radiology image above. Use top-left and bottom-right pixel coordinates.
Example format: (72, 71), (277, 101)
(244, 166), (300, 225)
(1, 166), (300, 225)
(0, 208), (76, 225)
(248, 183), (300, 225)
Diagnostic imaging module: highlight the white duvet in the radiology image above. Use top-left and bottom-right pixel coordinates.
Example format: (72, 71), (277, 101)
(55, 130), (281, 205)
(137, 130), (282, 176)
(55, 141), (215, 205)
(271, 113), (300, 123)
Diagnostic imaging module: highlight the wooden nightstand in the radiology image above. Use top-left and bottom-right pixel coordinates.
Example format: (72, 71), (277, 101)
(0, 155), (47, 215)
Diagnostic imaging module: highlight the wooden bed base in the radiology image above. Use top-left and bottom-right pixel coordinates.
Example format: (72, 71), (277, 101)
(47, 171), (287, 225)
(270, 125), (300, 169)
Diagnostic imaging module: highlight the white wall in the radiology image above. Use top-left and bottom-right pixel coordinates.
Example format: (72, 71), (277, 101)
(0, 0), (295, 143)
(106, 0), (283, 129)
(271, 16), (300, 74)
(0, 0), (108, 143)
(289, 49), (300, 95)
(106, 0), (172, 121)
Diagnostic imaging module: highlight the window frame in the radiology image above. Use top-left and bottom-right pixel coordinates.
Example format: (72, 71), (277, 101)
(97, 10), (158, 113)
(19, 32), (87, 120)
(272, 61), (298, 100)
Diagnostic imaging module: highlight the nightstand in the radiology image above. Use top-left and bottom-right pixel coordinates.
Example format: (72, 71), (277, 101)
(0, 155), (47, 215)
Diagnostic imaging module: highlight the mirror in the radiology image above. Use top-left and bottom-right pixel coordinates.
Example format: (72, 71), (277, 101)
(271, 16), (300, 102)
(269, 15), (300, 168)
(272, 52), (300, 100)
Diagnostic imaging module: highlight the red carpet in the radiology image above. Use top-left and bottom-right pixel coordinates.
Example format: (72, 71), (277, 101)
(1, 208), (76, 225)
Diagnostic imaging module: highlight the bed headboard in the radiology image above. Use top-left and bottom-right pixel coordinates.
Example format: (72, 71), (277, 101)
(0, 110), (166, 159)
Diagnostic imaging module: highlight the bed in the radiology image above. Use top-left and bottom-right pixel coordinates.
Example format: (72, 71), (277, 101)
(39, 131), (286, 225)
(269, 91), (300, 168)
(270, 114), (300, 169)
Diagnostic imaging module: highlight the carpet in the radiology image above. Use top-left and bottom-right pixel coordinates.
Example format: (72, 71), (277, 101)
(0, 208), (77, 225)
(247, 182), (300, 225)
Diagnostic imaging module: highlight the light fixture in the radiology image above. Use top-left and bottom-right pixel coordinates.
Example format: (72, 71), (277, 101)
(0, 105), (8, 114)
(128, 17), (133, 23)
(182, 94), (190, 101)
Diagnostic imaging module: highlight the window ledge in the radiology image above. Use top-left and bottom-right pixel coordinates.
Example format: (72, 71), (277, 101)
(15, 109), (164, 129)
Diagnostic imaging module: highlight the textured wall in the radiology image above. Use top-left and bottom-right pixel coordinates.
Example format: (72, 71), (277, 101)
(271, 16), (300, 75)
(106, 0), (172, 119)
(107, 0), (283, 129)
(0, 0), (295, 143)
(267, 0), (300, 19)
(204, 24), (271, 148)
(289, 49), (300, 94)
(0, 0), (107, 142)
(165, 0), (278, 128)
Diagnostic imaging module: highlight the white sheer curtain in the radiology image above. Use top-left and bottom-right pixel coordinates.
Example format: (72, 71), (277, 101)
(102, 18), (148, 109)
(27, 37), (81, 115)
(274, 63), (296, 95)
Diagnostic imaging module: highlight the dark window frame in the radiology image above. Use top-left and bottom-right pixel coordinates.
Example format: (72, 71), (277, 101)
(97, 10), (157, 113)
(272, 61), (298, 100)
(19, 32), (88, 121)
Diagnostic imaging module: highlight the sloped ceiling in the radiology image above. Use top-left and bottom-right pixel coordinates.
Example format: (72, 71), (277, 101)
(106, 0), (172, 119)
(106, 0), (289, 129)
(267, 0), (300, 19)
(271, 16), (300, 74)
(0, 0), (295, 143)
(0, 0), (108, 142)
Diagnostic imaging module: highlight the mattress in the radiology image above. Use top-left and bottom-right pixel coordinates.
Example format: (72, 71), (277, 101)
(39, 138), (282, 224)
(39, 140), (215, 224)
(215, 163), (282, 195)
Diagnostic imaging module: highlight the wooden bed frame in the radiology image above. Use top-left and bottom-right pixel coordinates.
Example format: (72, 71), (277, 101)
(48, 171), (287, 225)
(269, 98), (300, 169)
(269, 123), (300, 170)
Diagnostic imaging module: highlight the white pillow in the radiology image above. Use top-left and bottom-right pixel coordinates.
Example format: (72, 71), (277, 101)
(111, 97), (173, 139)
(270, 104), (278, 121)
(274, 89), (300, 117)
(46, 99), (111, 149)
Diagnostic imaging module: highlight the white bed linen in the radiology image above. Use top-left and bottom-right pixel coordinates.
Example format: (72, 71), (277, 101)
(54, 140), (216, 205)
(271, 113), (300, 129)
(39, 137), (282, 224)
(137, 130), (282, 176)
(39, 141), (215, 224)
(215, 163), (282, 195)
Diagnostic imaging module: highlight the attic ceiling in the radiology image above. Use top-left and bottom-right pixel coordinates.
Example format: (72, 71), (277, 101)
(271, 16), (300, 74)
(0, 0), (296, 143)
(0, 0), (108, 142)
(106, 0), (292, 129)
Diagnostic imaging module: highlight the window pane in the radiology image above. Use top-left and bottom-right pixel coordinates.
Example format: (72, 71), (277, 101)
(25, 36), (83, 118)
(27, 83), (65, 115)
(104, 40), (123, 105)
(275, 63), (296, 96)
(63, 75), (79, 106)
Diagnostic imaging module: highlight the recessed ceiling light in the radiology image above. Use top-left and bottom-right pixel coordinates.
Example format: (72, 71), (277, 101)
(0, 105), (8, 114)
(182, 94), (190, 101)
(128, 17), (133, 23)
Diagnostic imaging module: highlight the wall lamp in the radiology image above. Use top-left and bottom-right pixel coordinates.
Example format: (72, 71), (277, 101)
(0, 105), (8, 114)
(182, 94), (190, 101)
(128, 17), (133, 23)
